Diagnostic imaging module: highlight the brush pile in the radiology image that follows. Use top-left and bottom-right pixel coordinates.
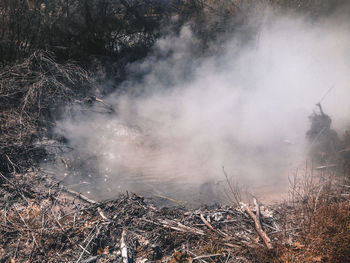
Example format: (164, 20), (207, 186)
(0, 51), (94, 174)
(0, 170), (286, 263)
(1, 167), (350, 263)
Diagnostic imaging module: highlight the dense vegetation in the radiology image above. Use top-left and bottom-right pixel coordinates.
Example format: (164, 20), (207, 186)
(0, 1), (345, 65)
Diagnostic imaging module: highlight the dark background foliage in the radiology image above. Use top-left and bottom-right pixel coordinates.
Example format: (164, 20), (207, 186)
(1, 0), (345, 69)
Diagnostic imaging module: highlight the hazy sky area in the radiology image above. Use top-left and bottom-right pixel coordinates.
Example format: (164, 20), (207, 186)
(54, 6), (350, 203)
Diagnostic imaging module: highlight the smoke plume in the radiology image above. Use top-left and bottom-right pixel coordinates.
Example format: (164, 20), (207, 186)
(52, 6), (350, 203)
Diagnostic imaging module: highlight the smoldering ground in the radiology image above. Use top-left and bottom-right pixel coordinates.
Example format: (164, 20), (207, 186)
(47, 5), (350, 204)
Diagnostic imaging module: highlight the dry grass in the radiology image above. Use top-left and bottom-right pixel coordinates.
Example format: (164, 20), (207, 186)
(275, 199), (350, 263)
(306, 201), (350, 262)
(272, 162), (350, 263)
(0, 51), (94, 174)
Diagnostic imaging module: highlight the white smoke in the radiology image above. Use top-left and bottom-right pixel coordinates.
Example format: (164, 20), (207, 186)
(55, 8), (350, 202)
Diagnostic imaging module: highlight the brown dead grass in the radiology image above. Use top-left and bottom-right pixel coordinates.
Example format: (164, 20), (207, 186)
(273, 191), (350, 263)
(304, 201), (350, 263)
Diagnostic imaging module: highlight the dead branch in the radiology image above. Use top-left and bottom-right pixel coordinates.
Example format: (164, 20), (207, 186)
(222, 166), (241, 206)
(160, 219), (205, 236)
(62, 188), (99, 205)
(97, 207), (109, 221)
(222, 242), (241, 249)
(200, 213), (228, 237)
(241, 203), (273, 250)
(253, 198), (260, 223)
(76, 223), (101, 263)
(121, 229), (130, 263)
(143, 218), (205, 236)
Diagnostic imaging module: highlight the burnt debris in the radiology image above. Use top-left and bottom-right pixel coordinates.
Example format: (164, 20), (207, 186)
(0, 171), (283, 263)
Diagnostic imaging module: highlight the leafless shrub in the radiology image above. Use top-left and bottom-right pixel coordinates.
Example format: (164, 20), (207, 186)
(0, 50), (94, 174)
(281, 159), (350, 262)
(222, 166), (242, 206)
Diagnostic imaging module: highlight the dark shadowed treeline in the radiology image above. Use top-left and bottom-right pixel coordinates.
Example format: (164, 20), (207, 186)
(0, 0), (237, 83)
(0, 0), (239, 66)
(0, 1), (345, 68)
(0, 0), (174, 64)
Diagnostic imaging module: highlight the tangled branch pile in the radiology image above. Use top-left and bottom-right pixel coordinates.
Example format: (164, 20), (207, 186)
(1, 169), (349, 263)
(0, 51), (94, 174)
(0, 171), (282, 263)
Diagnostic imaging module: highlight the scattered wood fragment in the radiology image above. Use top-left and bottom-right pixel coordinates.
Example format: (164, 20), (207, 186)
(253, 198), (260, 223)
(200, 213), (215, 231)
(97, 207), (109, 221)
(193, 253), (223, 260)
(315, 164), (337, 170)
(200, 213), (228, 237)
(60, 157), (69, 168)
(1, 171), (284, 262)
(161, 219), (205, 236)
(76, 224), (101, 263)
(121, 229), (131, 263)
(222, 242), (241, 249)
(142, 218), (205, 236)
(241, 202), (273, 250)
(63, 188), (99, 204)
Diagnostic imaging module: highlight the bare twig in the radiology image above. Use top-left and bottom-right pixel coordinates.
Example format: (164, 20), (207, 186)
(76, 223), (100, 263)
(62, 188), (99, 205)
(253, 198), (260, 225)
(222, 166), (241, 206)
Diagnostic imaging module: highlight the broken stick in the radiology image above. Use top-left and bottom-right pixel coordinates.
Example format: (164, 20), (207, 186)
(241, 202), (273, 250)
(200, 214), (228, 237)
(142, 218), (205, 235)
(253, 198), (260, 223)
(121, 229), (130, 263)
(63, 188), (99, 204)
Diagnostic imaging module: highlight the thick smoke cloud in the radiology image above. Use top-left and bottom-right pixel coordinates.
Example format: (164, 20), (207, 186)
(54, 8), (350, 203)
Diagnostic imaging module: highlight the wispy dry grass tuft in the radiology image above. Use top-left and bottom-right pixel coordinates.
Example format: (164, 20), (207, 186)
(0, 51), (94, 174)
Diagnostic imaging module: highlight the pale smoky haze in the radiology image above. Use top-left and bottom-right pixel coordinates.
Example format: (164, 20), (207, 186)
(55, 7), (350, 202)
